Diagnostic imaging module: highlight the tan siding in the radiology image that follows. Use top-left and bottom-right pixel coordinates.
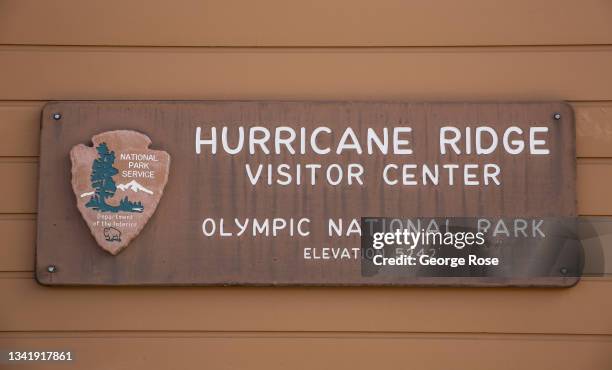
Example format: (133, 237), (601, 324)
(0, 46), (612, 101)
(1, 333), (611, 370)
(0, 160), (37, 214)
(0, 102), (42, 157)
(575, 103), (612, 158)
(577, 159), (612, 215)
(1, 0), (611, 47)
(1, 277), (611, 334)
(0, 216), (34, 271)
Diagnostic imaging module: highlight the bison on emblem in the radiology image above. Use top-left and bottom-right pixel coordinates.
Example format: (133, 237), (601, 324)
(103, 227), (122, 242)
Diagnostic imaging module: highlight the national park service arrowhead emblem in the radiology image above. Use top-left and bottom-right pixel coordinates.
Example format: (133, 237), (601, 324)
(70, 130), (170, 255)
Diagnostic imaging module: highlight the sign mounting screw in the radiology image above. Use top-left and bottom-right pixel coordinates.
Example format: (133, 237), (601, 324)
(47, 265), (57, 273)
(553, 113), (561, 120)
(52, 113), (62, 120)
(560, 267), (568, 275)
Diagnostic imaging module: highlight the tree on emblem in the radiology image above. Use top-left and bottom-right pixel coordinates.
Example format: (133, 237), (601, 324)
(85, 143), (144, 213)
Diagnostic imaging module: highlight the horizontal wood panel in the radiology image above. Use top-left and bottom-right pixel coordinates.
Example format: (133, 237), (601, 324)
(1, 159), (611, 215)
(1, 277), (611, 334)
(0, 160), (37, 214)
(1, 47), (612, 101)
(1, 333), (611, 370)
(575, 103), (612, 157)
(0, 216), (34, 271)
(0, 102), (42, 156)
(577, 160), (612, 215)
(1, 0), (611, 47)
(2, 102), (612, 157)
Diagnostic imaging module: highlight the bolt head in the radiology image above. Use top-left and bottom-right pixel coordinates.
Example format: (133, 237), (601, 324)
(47, 265), (57, 273)
(560, 267), (568, 275)
(553, 113), (561, 120)
(52, 113), (62, 120)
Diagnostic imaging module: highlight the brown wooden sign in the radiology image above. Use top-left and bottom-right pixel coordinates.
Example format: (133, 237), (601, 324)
(37, 101), (578, 286)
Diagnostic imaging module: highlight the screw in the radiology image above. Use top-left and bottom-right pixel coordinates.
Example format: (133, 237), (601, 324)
(560, 267), (568, 275)
(52, 113), (62, 120)
(47, 265), (57, 273)
(553, 113), (561, 120)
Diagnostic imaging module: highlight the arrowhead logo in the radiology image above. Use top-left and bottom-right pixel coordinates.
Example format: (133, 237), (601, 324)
(70, 130), (170, 255)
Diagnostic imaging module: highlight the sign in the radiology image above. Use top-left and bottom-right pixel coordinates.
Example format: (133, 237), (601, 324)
(36, 101), (579, 286)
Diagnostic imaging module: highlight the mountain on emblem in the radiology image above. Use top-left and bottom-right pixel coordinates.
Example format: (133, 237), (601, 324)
(80, 180), (153, 198)
(70, 130), (170, 255)
(117, 180), (154, 194)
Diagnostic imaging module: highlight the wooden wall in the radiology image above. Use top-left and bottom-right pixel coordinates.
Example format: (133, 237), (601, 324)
(1, 1), (612, 368)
